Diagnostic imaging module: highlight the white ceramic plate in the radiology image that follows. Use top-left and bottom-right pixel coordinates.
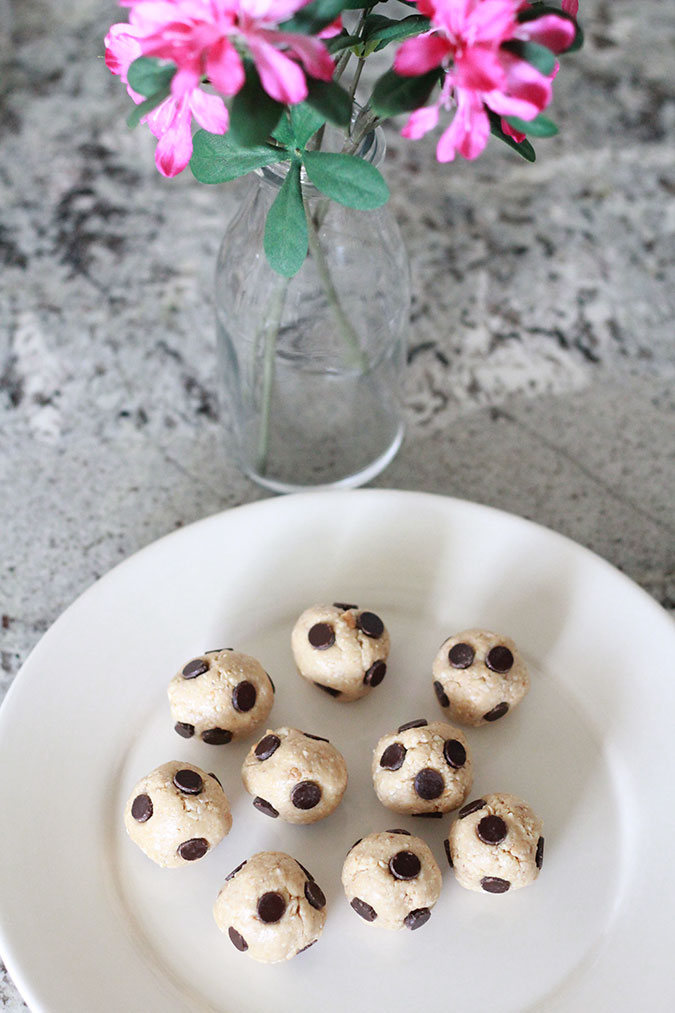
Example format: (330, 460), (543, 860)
(1, 490), (674, 1012)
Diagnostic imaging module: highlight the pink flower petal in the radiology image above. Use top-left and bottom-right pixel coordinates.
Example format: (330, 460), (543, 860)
(519, 13), (576, 53)
(104, 23), (144, 79)
(401, 103), (440, 140)
(436, 95), (490, 162)
(171, 66), (201, 99)
(240, 0), (312, 23)
(467, 0), (517, 44)
(454, 44), (506, 92)
(562, 0), (579, 17)
(246, 37), (307, 104)
(489, 51), (553, 118)
(501, 116), (526, 142)
(154, 100), (194, 177)
(189, 88), (230, 134)
(269, 32), (334, 81)
(394, 33), (451, 77)
(206, 36), (246, 96)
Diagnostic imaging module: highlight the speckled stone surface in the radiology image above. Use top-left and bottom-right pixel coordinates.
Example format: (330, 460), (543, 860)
(1, 0), (674, 1006)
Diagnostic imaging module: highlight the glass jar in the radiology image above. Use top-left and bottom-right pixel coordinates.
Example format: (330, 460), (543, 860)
(214, 125), (410, 493)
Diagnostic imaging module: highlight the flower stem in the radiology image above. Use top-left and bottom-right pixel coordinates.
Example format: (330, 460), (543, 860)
(255, 274), (289, 475)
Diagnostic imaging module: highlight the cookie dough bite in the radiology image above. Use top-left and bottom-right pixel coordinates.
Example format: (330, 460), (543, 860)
(214, 852), (327, 962)
(242, 727), (348, 823)
(124, 761), (232, 868)
(446, 792), (544, 894)
(168, 648), (274, 744)
(432, 629), (529, 726)
(372, 719), (472, 816)
(291, 602), (390, 701)
(342, 830), (442, 931)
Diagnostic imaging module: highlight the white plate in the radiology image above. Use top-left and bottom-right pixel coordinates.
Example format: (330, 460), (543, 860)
(1, 490), (674, 1012)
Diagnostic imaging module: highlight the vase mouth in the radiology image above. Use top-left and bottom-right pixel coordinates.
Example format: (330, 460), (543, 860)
(257, 115), (386, 194)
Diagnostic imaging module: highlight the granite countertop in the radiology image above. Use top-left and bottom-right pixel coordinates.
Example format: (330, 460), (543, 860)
(1, 0), (674, 1007)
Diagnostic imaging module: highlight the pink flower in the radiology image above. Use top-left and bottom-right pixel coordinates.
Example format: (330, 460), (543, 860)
(105, 0), (335, 176)
(394, 0), (575, 162)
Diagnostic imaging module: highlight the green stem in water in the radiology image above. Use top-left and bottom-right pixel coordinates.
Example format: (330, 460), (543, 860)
(255, 274), (289, 476)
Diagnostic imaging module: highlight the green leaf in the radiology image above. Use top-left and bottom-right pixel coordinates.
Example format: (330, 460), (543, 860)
(190, 130), (286, 184)
(304, 78), (352, 129)
(126, 87), (171, 129)
(281, 0), (367, 36)
(517, 5), (584, 53)
(127, 56), (176, 98)
(501, 39), (556, 75)
(229, 63), (284, 147)
(371, 67), (441, 117)
(363, 14), (431, 49)
(504, 113), (559, 138)
(290, 103), (327, 148)
(487, 110), (536, 162)
(302, 151), (389, 209)
(271, 114), (295, 148)
(325, 33), (362, 55)
(264, 159), (308, 277)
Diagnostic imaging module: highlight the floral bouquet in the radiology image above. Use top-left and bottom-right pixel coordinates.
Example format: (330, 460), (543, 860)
(105, 0), (582, 278)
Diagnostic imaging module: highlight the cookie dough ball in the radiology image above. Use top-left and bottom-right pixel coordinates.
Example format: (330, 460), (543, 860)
(168, 648), (274, 744)
(214, 852), (327, 962)
(124, 761), (232, 868)
(432, 629), (529, 726)
(372, 719), (472, 816)
(446, 792), (544, 894)
(242, 727), (348, 824)
(291, 602), (390, 701)
(342, 830), (442, 931)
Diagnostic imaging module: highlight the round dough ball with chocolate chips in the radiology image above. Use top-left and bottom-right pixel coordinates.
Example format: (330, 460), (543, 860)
(241, 727), (348, 824)
(168, 648), (275, 744)
(342, 830), (442, 931)
(372, 719), (473, 816)
(291, 602), (390, 702)
(432, 629), (529, 726)
(124, 761), (232, 868)
(214, 851), (327, 963)
(446, 792), (544, 894)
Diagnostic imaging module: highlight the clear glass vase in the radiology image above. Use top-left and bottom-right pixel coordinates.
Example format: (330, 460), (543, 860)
(214, 126), (410, 493)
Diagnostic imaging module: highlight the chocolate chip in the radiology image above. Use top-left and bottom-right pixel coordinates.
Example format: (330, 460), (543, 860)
(412, 811), (443, 819)
(433, 680), (450, 707)
(486, 645), (514, 673)
(173, 769), (203, 795)
(443, 738), (467, 768)
(315, 682), (341, 697)
(308, 623), (335, 649)
(267, 672), (276, 693)
(177, 838), (208, 861)
(291, 780), (322, 810)
(387, 828), (411, 835)
(356, 611), (384, 638)
(255, 734), (281, 760)
(303, 732), (329, 742)
(389, 851), (421, 880)
(228, 927), (248, 951)
(536, 836), (545, 869)
(333, 601), (357, 611)
(444, 839), (453, 868)
(483, 702), (509, 722)
(477, 814), (507, 845)
(253, 796), (279, 818)
(208, 772), (222, 788)
(304, 880), (326, 910)
(397, 718), (427, 732)
(414, 768), (444, 800)
(182, 658), (208, 679)
(225, 860), (247, 881)
(448, 643), (474, 669)
(297, 939), (317, 954)
(205, 648), (230, 654)
(257, 891), (286, 923)
(459, 798), (486, 818)
(348, 838), (363, 853)
(351, 897), (377, 922)
(364, 660), (386, 686)
(232, 680), (257, 713)
(480, 877), (511, 894)
(404, 908), (431, 930)
(131, 794), (152, 822)
(296, 860), (314, 880)
(201, 727), (233, 744)
(379, 742), (406, 770)
(174, 721), (195, 739)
